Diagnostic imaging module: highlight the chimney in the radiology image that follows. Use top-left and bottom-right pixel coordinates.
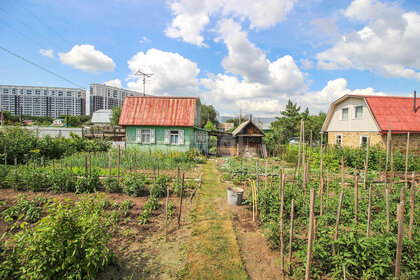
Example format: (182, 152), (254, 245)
(249, 114), (252, 121)
(414, 90), (417, 113)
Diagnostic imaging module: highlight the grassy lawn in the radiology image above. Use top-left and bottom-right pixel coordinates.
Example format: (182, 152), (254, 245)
(180, 160), (248, 280)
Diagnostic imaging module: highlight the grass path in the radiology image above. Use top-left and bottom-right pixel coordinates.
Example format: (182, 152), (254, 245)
(180, 160), (248, 280)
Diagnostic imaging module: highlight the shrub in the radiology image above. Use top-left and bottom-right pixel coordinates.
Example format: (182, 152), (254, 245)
(150, 174), (170, 198)
(0, 195), (114, 279)
(103, 177), (121, 193)
(122, 174), (147, 197)
(76, 172), (101, 193)
(49, 169), (76, 193)
(21, 166), (51, 192)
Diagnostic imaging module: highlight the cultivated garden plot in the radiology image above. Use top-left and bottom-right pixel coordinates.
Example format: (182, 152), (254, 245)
(0, 128), (205, 279)
(218, 143), (419, 280)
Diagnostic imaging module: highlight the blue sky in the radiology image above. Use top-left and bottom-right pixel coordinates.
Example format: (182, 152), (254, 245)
(0, 0), (419, 116)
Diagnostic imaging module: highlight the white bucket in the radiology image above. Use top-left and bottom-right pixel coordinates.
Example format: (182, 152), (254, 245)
(227, 187), (244, 205)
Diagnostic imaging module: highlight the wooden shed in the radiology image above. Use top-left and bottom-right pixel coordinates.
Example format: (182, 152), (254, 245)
(215, 120), (266, 157)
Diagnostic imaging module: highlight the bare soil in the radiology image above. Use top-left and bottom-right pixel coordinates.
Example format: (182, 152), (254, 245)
(0, 188), (194, 280)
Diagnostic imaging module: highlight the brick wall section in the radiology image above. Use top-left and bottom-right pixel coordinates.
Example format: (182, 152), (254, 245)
(327, 131), (420, 154)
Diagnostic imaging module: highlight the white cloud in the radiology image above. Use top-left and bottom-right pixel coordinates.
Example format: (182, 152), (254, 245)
(58, 44), (115, 73)
(310, 18), (338, 34)
(139, 36), (151, 43)
(296, 78), (387, 111)
(39, 49), (54, 58)
(165, 0), (296, 46)
(126, 48), (201, 96)
(104, 79), (122, 88)
(316, 0), (420, 80)
(299, 58), (314, 69)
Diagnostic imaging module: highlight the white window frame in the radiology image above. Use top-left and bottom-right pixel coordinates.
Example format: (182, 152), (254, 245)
(359, 135), (368, 147)
(340, 107), (349, 121)
(136, 128), (155, 144)
(354, 105), (364, 119)
(335, 134), (342, 146)
(142, 129), (151, 144)
(170, 130), (179, 145)
(165, 129), (184, 145)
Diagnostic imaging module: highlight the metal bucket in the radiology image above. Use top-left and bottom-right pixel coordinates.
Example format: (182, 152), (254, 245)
(227, 187), (244, 205)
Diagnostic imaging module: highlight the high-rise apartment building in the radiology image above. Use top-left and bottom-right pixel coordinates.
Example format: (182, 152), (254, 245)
(90, 84), (142, 114)
(0, 85), (86, 118)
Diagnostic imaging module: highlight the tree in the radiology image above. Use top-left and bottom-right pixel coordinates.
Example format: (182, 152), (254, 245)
(204, 121), (217, 131)
(201, 104), (219, 127)
(110, 106), (122, 126)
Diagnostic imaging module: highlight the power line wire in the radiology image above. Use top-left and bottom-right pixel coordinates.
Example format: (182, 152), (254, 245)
(0, 7), (62, 49)
(0, 46), (85, 89)
(14, 0), (73, 48)
(0, 19), (47, 49)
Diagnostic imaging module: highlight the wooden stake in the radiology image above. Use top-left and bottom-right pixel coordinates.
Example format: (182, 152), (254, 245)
(385, 188), (390, 232)
(3, 146), (6, 165)
(341, 155), (345, 190)
(252, 181), (255, 223)
(165, 184), (170, 242)
(108, 152), (112, 178)
(367, 184), (372, 236)
(60, 159), (62, 170)
(288, 199), (295, 274)
(363, 138), (370, 189)
(256, 160), (260, 193)
(320, 134), (324, 216)
(390, 143), (394, 189)
(404, 132), (410, 187)
(354, 169), (358, 225)
(326, 144), (330, 208)
(14, 157), (17, 169)
(305, 188), (315, 280)
(84, 155), (87, 175)
(265, 161), (268, 190)
(378, 156), (382, 179)
(409, 172), (415, 240)
(117, 145), (121, 183)
(70, 160), (72, 172)
(177, 173), (184, 228)
(395, 202), (404, 279)
(333, 188), (344, 255)
(384, 126), (391, 189)
(307, 130), (312, 182)
(134, 150), (137, 173)
(280, 174), (285, 280)
(297, 119), (303, 181)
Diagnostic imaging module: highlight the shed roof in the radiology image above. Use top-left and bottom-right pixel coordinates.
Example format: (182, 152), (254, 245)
(322, 95), (420, 133)
(91, 109), (112, 124)
(232, 120), (265, 137)
(119, 96), (199, 127)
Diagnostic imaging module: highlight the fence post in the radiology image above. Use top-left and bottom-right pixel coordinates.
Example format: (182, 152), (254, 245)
(405, 132), (410, 187)
(177, 173), (184, 228)
(354, 169), (358, 225)
(280, 174), (285, 280)
(165, 183), (170, 242)
(305, 188), (315, 280)
(367, 184), (372, 236)
(364, 138), (370, 189)
(384, 126), (391, 190)
(333, 188), (344, 255)
(395, 202), (404, 279)
(409, 172), (416, 240)
(288, 199), (295, 275)
(385, 189), (390, 232)
(320, 133), (324, 216)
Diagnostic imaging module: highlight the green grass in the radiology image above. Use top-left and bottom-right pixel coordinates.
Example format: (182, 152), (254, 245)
(180, 160), (248, 280)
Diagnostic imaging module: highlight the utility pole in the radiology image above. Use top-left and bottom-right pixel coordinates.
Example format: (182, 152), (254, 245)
(135, 70), (154, 96)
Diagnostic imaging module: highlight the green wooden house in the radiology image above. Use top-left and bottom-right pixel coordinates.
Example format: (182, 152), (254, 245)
(119, 96), (209, 154)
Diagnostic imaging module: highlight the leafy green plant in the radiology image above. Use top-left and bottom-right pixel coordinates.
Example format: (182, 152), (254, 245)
(0, 195), (114, 279)
(49, 169), (76, 193)
(76, 172), (101, 193)
(1, 195), (49, 223)
(122, 173), (147, 197)
(150, 174), (170, 198)
(103, 177), (121, 193)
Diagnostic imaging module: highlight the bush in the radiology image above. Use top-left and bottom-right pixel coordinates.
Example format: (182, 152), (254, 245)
(103, 177), (121, 193)
(76, 172), (101, 193)
(0, 195), (114, 279)
(122, 174), (147, 197)
(150, 174), (170, 198)
(20, 166), (51, 192)
(49, 169), (76, 193)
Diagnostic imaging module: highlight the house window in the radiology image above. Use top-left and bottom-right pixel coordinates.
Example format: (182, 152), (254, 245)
(360, 135), (368, 147)
(341, 108), (349, 120)
(142, 129), (151, 143)
(335, 134), (342, 146)
(136, 128), (155, 144)
(164, 129), (184, 145)
(170, 130), (179, 144)
(355, 106), (363, 119)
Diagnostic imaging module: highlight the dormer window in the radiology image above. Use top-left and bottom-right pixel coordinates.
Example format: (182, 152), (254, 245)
(355, 105), (363, 119)
(341, 107), (349, 120)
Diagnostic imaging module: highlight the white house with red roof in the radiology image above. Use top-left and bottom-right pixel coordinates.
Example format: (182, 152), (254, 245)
(322, 94), (420, 152)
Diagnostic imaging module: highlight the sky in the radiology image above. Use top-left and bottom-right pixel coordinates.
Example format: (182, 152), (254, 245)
(0, 0), (419, 117)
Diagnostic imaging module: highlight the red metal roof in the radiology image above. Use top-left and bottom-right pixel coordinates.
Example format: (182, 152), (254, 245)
(119, 96), (199, 127)
(362, 96), (420, 133)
